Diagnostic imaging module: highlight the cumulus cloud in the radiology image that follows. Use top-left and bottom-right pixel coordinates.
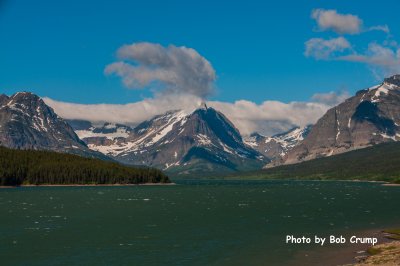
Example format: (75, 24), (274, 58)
(311, 9), (363, 34)
(311, 9), (389, 35)
(209, 100), (330, 135)
(311, 91), (351, 106)
(306, 8), (398, 78)
(304, 37), (351, 60)
(305, 38), (400, 78)
(44, 94), (336, 136)
(338, 43), (400, 76)
(46, 39), (359, 136)
(105, 42), (216, 99)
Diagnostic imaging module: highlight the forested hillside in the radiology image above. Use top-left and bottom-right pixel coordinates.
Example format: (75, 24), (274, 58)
(226, 142), (400, 183)
(0, 147), (170, 186)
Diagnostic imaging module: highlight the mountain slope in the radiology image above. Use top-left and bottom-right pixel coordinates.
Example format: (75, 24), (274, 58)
(0, 92), (107, 159)
(226, 141), (400, 183)
(270, 75), (400, 167)
(244, 126), (311, 160)
(76, 105), (267, 176)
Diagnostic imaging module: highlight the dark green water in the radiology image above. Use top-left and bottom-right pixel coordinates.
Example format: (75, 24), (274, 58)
(0, 180), (399, 266)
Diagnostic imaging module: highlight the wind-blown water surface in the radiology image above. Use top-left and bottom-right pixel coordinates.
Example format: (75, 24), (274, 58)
(0, 180), (399, 265)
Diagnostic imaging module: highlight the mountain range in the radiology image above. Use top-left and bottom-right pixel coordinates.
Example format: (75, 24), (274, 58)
(70, 105), (267, 177)
(2, 74), (400, 177)
(244, 126), (312, 161)
(269, 74), (400, 167)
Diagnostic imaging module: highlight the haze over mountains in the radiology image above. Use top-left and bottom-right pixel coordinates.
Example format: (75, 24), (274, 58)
(2, 75), (400, 176)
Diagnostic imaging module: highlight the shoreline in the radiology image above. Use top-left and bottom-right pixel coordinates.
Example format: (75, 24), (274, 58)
(2, 179), (398, 188)
(381, 183), (400, 186)
(178, 178), (399, 186)
(0, 182), (176, 188)
(343, 228), (400, 266)
(287, 227), (400, 266)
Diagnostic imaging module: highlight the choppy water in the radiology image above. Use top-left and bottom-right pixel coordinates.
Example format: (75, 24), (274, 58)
(0, 180), (399, 266)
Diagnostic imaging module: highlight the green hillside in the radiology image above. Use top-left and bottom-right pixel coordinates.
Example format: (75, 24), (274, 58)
(0, 147), (170, 186)
(166, 151), (266, 179)
(223, 142), (400, 183)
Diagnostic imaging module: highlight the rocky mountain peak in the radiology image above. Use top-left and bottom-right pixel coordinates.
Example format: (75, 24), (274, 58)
(245, 125), (312, 160)
(0, 92), (106, 159)
(199, 101), (209, 110)
(11, 91), (39, 98)
(269, 77), (400, 167)
(0, 94), (9, 105)
(384, 74), (400, 87)
(5, 92), (58, 120)
(190, 107), (243, 146)
(9, 92), (47, 108)
(77, 106), (266, 175)
(248, 132), (264, 141)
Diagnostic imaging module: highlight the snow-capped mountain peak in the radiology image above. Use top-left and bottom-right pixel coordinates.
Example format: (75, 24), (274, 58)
(0, 92), (106, 159)
(74, 107), (267, 174)
(244, 126), (312, 160)
(273, 74), (400, 167)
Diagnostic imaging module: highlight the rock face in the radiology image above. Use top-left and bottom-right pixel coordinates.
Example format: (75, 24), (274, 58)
(0, 92), (106, 159)
(75, 105), (267, 175)
(244, 126), (312, 160)
(271, 75), (400, 167)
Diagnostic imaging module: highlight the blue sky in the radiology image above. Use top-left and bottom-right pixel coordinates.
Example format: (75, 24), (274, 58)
(0, 0), (399, 105)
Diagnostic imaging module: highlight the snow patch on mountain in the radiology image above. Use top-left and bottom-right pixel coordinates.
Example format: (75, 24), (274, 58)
(75, 107), (267, 174)
(76, 127), (130, 140)
(244, 126), (311, 160)
(197, 134), (212, 146)
(273, 74), (400, 167)
(0, 92), (105, 159)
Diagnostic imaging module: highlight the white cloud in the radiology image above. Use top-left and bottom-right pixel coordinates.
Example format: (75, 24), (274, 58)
(306, 39), (400, 78)
(338, 43), (400, 77)
(44, 95), (335, 137)
(209, 100), (330, 136)
(368, 25), (390, 34)
(311, 9), (389, 35)
(53, 40), (335, 136)
(306, 8), (398, 78)
(105, 42), (216, 99)
(44, 94), (202, 126)
(311, 9), (363, 34)
(311, 91), (351, 106)
(304, 37), (351, 60)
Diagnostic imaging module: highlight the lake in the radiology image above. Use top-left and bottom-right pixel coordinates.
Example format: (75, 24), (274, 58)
(0, 180), (399, 265)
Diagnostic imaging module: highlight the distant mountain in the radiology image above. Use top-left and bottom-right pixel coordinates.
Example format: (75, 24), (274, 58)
(270, 74), (400, 167)
(0, 92), (107, 159)
(229, 141), (400, 184)
(71, 121), (134, 154)
(74, 105), (267, 176)
(244, 126), (311, 160)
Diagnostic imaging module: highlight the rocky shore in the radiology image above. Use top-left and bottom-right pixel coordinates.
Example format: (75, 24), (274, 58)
(344, 229), (400, 266)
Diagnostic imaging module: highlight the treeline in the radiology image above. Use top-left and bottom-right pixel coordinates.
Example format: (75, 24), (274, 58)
(0, 147), (170, 186)
(226, 142), (400, 183)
